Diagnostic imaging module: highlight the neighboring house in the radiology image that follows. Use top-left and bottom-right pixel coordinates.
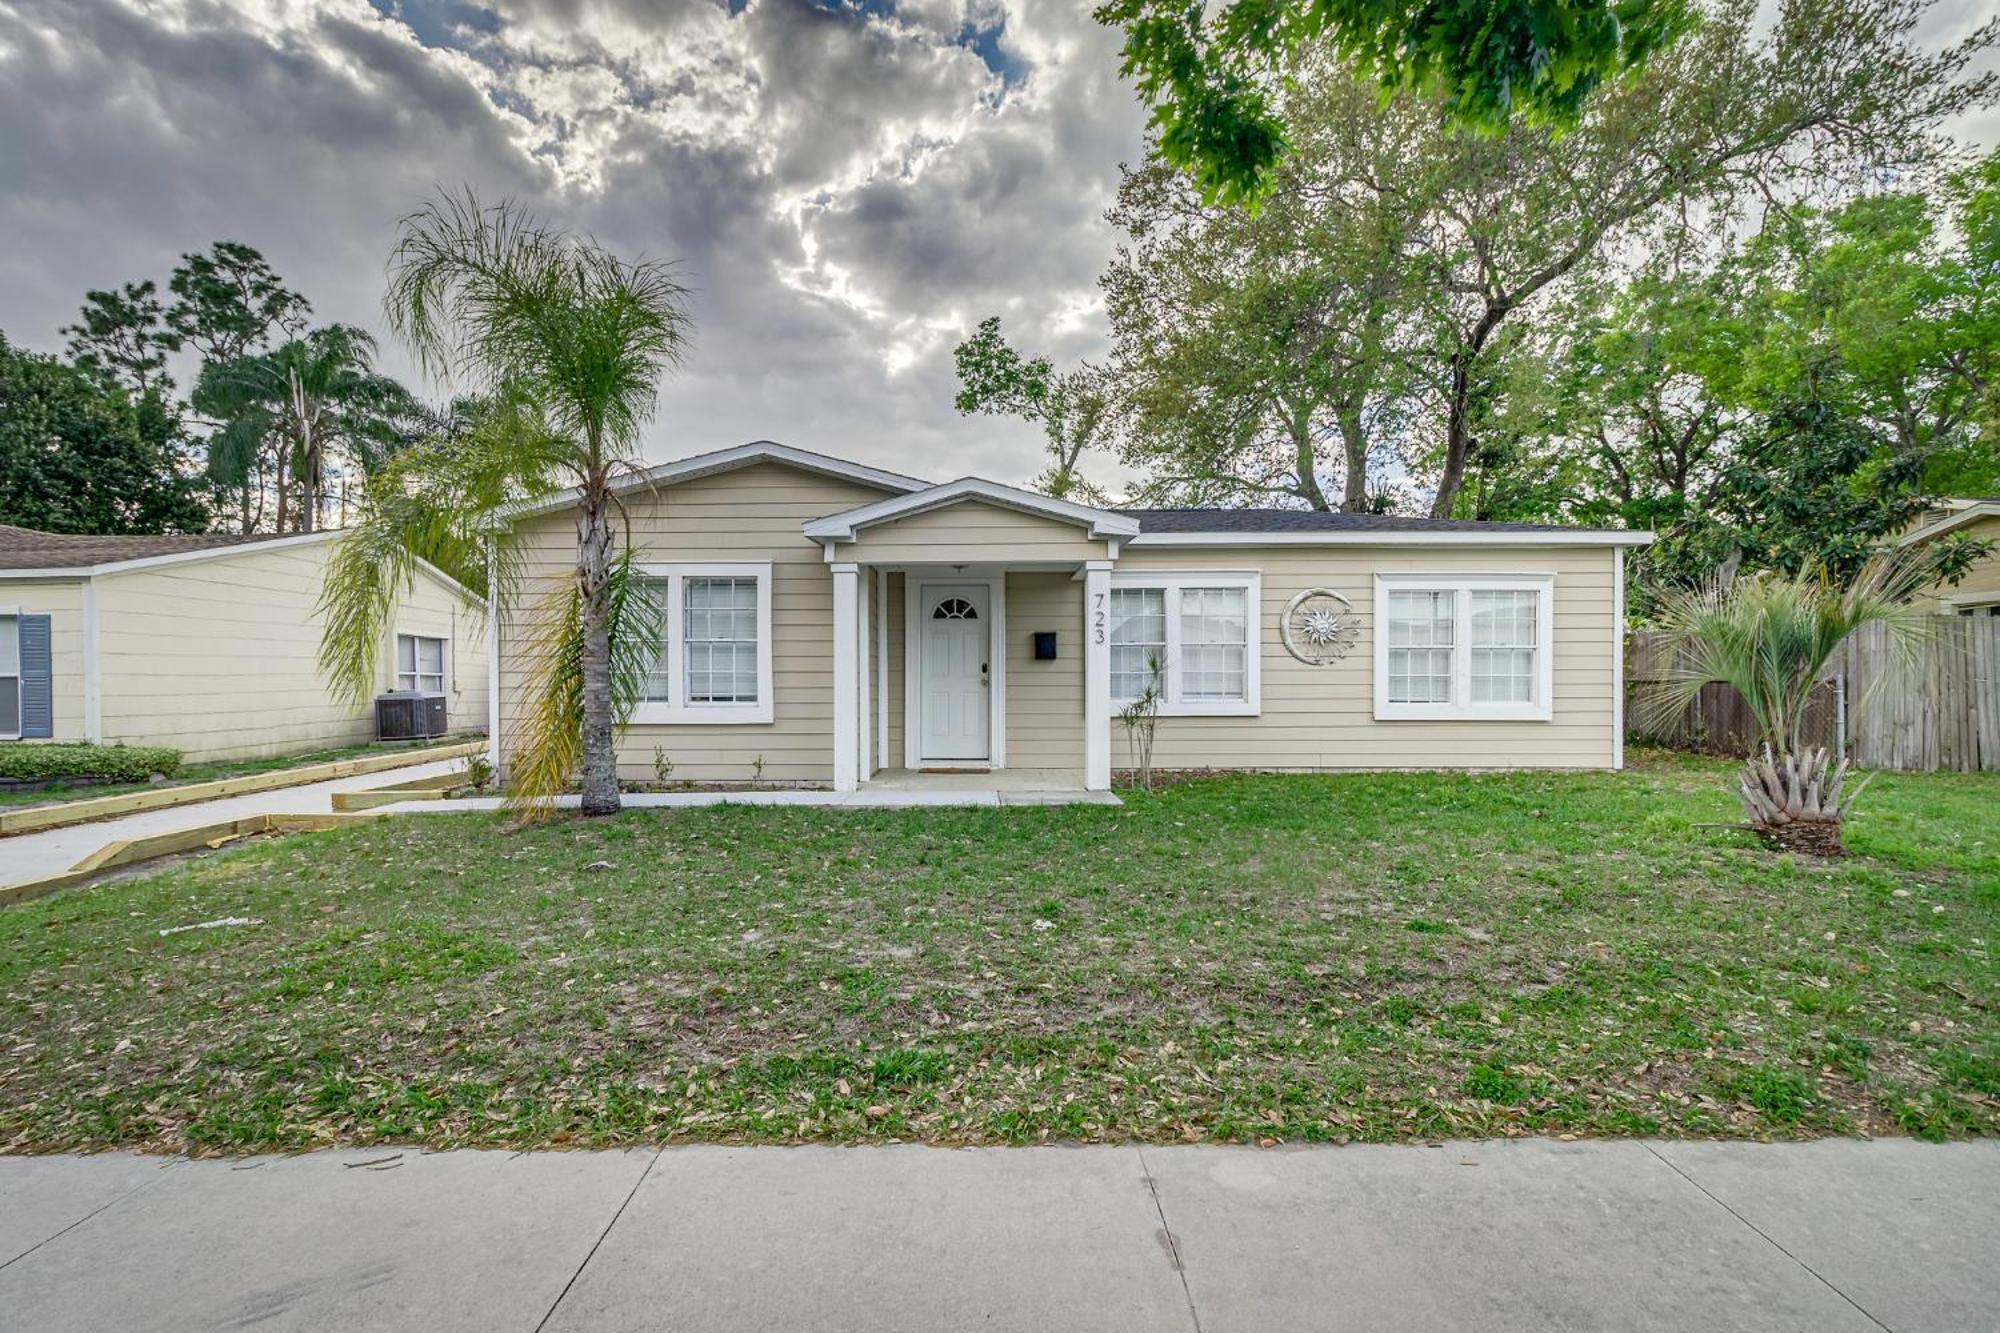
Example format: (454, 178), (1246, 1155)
(494, 442), (1652, 793)
(0, 525), (487, 762)
(1900, 498), (2000, 615)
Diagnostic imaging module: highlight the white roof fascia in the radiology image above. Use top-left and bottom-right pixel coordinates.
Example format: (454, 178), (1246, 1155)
(0, 528), (343, 580)
(1124, 529), (1655, 548)
(1897, 501), (2000, 547)
(802, 477), (1141, 543)
(0, 531), (484, 608)
(500, 441), (930, 526)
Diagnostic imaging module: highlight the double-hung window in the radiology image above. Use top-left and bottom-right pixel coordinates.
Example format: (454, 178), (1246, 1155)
(0, 614), (19, 739)
(633, 562), (774, 725)
(1108, 573), (1260, 715)
(1373, 574), (1553, 721)
(396, 633), (447, 693)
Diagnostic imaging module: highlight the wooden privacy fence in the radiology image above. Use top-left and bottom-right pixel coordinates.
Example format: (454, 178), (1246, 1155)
(1626, 617), (2000, 773)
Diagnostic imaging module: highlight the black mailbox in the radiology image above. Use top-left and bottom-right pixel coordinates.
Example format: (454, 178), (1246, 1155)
(1033, 631), (1058, 661)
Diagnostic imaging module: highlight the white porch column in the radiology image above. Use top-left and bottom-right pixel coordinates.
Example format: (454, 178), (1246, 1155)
(858, 565), (873, 780)
(1083, 560), (1112, 792)
(832, 562), (860, 793)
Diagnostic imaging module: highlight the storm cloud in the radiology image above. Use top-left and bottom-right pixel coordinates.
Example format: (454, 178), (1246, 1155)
(0, 0), (1148, 483)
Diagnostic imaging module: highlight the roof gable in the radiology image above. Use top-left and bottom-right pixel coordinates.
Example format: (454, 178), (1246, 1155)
(1900, 499), (2000, 546)
(803, 478), (1140, 544)
(504, 441), (929, 525)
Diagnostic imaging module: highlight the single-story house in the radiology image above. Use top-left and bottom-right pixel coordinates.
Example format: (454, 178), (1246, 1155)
(0, 524), (488, 762)
(1901, 498), (2000, 615)
(494, 442), (1653, 793)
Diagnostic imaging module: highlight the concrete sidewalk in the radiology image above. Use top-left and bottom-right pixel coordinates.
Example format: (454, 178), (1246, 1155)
(1, 1140), (1991, 1332)
(0, 758), (470, 889)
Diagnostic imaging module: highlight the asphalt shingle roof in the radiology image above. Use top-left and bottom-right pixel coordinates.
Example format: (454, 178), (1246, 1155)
(0, 523), (300, 571)
(1118, 508), (1583, 535)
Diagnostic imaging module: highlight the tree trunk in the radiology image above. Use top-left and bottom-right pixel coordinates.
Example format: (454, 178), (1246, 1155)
(1338, 411), (1368, 512)
(576, 479), (621, 816)
(273, 440), (289, 534)
(294, 373), (319, 533)
(1290, 401), (1331, 511)
(1431, 304), (1507, 519)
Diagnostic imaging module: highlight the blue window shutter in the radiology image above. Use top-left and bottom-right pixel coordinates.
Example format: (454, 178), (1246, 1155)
(19, 614), (53, 739)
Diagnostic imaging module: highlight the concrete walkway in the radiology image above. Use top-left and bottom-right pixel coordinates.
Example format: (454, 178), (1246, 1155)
(1, 1139), (1991, 1331)
(0, 757), (470, 889)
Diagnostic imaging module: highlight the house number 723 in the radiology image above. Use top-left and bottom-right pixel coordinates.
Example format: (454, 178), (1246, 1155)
(1093, 591), (1106, 644)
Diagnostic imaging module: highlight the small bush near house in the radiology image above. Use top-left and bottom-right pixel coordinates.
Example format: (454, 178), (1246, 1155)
(0, 743), (183, 786)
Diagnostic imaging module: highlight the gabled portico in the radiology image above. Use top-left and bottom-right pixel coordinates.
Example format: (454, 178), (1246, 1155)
(803, 479), (1138, 794)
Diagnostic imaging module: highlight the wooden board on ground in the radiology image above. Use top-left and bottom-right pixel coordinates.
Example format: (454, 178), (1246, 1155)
(0, 741), (482, 838)
(0, 812), (389, 908)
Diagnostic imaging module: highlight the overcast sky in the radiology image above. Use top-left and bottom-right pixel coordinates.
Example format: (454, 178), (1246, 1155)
(0, 0), (1145, 487)
(2, 0), (1996, 495)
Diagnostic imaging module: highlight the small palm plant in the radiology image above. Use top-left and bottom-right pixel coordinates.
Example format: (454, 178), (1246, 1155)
(1642, 555), (1929, 856)
(317, 191), (691, 817)
(1116, 652), (1166, 791)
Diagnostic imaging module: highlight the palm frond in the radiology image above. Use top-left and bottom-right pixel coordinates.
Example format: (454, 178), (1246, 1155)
(384, 189), (692, 470)
(1640, 550), (1932, 754)
(315, 393), (569, 706)
(504, 551), (665, 818)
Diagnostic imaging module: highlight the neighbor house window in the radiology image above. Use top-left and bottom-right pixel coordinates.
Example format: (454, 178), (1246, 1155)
(0, 615), (18, 739)
(632, 562), (774, 725)
(1374, 574), (1554, 721)
(396, 633), (447, 693)
(1108, 573), (1261, 715)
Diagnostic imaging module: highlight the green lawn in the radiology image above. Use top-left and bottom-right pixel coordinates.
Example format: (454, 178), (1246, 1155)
(0, 735), (482, 810)
(1, 751), (1993, 1155)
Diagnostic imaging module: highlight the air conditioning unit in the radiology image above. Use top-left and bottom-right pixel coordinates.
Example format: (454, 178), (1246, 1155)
(376, 691), (448, 741)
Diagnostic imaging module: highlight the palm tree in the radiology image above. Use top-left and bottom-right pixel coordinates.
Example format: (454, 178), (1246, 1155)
(1642, 554), (1931, 855)
(319, 192), (691, 817)
(194, 325), (414, 532)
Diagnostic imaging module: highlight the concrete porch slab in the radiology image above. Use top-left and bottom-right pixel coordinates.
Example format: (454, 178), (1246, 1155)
(382, 773), (1119, 814)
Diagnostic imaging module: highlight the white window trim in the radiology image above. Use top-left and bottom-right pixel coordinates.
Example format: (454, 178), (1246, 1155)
(394, 630), (450, 695)
(0, 606), (19, 741)
(632, 561), (775, 726)
(1373, 572), (1555, 722)
(1107, 571), (1262, 717)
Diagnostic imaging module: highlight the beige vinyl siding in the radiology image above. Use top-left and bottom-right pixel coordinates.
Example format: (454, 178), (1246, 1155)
(499, 462), (899, 784)
(1004, 571), (1084, 769)
(94, 538), (488, 763)
(1, 579), (88, 742)
(1113, 545), (1620, 771)
(882, 571), (905, 768)
(1912, 514), (2000, 611)
(838, 501), (1111, 565)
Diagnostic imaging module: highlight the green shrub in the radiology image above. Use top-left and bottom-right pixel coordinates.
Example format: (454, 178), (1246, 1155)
(0, 743), (183, 785)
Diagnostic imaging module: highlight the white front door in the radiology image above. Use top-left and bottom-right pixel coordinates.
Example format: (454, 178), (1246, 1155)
(919, 583), (990, 762)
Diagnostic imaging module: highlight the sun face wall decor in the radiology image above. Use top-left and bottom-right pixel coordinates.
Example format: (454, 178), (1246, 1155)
(1279, 587), (1362, 665)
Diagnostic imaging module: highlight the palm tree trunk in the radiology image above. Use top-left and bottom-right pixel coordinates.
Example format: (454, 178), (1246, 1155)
(295, 372), (319, 533)
(576, 478), (621, 816)
(274, 440), (289, 534)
